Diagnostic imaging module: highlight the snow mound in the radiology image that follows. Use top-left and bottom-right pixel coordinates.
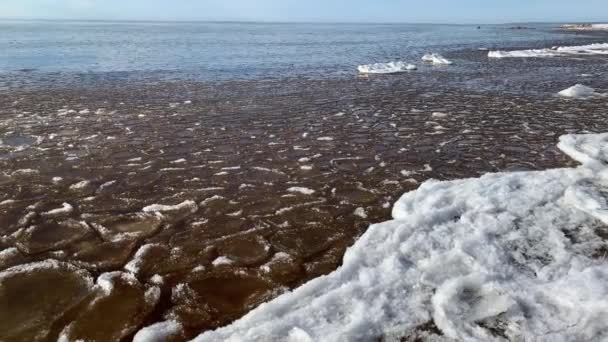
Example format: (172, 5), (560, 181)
(193, 132), (608, 342)
(489, 43), (608, 58)
(421, 53), (453, 65)
(357, 61), (417, 74)
(558, 84), (598, 98)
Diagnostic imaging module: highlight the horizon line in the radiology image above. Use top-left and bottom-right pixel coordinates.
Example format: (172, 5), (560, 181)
(0, 17), (600, 26)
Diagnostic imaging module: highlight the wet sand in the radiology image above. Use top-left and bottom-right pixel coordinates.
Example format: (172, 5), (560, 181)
(1, 51), (608, 340)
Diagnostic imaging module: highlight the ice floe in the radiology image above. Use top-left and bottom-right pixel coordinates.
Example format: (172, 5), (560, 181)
(133, 320), (183, 342)
(489, 43), (608, 58)
(142, 200), (198, 214)
(421, 53), (453, 65)
(287, 187), (316, 195)
(357, 61), (417, 74)
(194, 132), (608, 341)
(42, 202), (74, 217)
(558, 84), (603, 99)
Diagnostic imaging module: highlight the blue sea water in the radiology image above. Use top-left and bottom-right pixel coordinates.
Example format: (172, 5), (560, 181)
(0, 20), (578, 82)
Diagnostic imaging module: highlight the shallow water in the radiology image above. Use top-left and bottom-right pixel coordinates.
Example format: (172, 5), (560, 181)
(1, 21), (608, 341)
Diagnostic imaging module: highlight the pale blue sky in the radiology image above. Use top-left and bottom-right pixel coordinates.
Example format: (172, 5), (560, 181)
(1, 0), (607, 23)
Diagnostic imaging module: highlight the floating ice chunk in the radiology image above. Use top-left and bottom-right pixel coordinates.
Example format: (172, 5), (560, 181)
(353, 207), (368, 219)
(357, 61), (417, 74)
(194, 132), (608, 342)
(558, 84), (599, 98)
(287, 187), (316, 195)
(11, 169), (39, 177)
(142, 200), (198, 214)
(42, 202), (74, 216)
(557, 133), (608, 169)
(134, 321), (183, 342)
(432, 112), (449, 118)
(317, 137), (334, 141)
(422, 53), (453, 65)
(212, 256), (234, 267)
(69, 180), (91, 190)
(489, 43), (608, 58)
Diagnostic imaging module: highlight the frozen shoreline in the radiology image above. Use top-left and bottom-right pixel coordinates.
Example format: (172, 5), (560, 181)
(561, 24), (608, 31)
(489, 42), (608, 58)
(191, 132), (608, 341)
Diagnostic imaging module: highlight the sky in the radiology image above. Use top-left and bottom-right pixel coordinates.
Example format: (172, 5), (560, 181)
(0, 0), (607, 24)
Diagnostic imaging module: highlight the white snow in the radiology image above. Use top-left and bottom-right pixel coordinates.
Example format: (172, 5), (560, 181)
(134, 321), (182, 342)
(558, 84), (601, 99)
(489, 43), (608, 58)
(194, 132), (608, 342)
(357, 61), (417, 74)
(287, 187), (316, 195)
(421, 53), (453, 65)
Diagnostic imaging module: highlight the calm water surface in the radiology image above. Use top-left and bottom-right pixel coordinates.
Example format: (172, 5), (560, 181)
(0, 21), (574, 81)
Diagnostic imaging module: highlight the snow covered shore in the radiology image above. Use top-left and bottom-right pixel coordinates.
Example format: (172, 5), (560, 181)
(191, 132), (608, 341)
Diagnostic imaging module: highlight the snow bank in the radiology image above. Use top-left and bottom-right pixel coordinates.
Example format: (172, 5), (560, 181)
(193, 132), (608, 342)
(421, 53), (453, 65)
(558, 84), (599, 98)
(489, 43), (608, 58)
(357, 61), (417, 74)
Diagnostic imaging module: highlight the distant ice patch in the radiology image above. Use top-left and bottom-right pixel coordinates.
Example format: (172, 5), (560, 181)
(562, 24), (608, 31)
(357, 61), (417, 74)
(558, 84), (600, 98)
(489, 43), (608, 58)
(421, 53), (453, 65)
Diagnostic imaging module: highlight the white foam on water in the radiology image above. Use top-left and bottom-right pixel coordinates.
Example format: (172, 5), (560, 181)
(357, 61), (417, 74)
(422, 53), (453, 65)
(193, 132), (608, 342)
(489, 43), (608, 58)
